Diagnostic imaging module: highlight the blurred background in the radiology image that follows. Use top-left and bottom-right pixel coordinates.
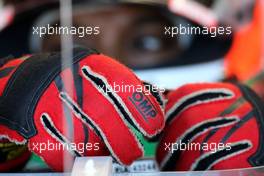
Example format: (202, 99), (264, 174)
(0, 0), (264, 172)
(1, 0), (263, 89)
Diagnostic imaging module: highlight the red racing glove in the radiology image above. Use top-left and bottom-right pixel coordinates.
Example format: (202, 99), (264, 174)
(156, 83), (264, 171)
(0, 48), (165, 171)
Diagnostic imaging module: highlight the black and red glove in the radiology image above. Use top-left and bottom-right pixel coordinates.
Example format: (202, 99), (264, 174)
(156, 83), (264, 171)
(0, 48), (165, 171)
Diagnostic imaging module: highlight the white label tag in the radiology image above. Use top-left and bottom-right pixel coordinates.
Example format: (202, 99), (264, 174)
(113, 159), (159, 173)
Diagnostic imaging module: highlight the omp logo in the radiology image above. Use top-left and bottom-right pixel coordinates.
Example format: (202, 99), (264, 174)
(129, 92), (157, 121)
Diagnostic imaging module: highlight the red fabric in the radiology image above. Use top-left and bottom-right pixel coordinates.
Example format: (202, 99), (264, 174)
(80, 54), (165, 137)
(0, 52), (165, 171)
(157, 83), (261, 171)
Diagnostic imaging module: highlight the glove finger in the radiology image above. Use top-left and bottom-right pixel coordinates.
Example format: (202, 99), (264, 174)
(81, 54), (165, 138)
(28, 79), (106, 171)
(165, 83), (241, 124)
